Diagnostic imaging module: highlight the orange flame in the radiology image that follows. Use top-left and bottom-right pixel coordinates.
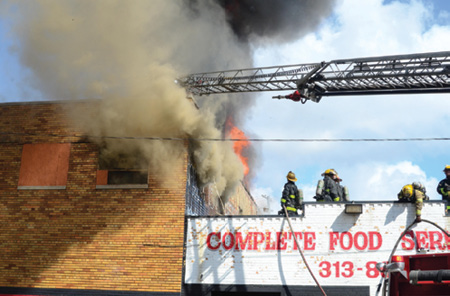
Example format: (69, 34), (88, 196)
(225, 117), (250, 176)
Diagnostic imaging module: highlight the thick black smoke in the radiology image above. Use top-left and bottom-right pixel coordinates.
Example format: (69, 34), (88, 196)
(217, 0), (337, 42)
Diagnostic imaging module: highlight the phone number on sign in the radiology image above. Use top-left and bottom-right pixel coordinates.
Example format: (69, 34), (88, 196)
(319, 261), (384, 278)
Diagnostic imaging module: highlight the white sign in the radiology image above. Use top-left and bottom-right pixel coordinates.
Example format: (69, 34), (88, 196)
(185, 202), (450, 295)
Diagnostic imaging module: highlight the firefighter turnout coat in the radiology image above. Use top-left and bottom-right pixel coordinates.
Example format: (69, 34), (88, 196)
(281, 181), (302, 213)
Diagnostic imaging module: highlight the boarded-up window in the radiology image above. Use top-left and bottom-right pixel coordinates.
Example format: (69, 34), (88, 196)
(96, 148), (148, 188)
(18, 143), (71, 189)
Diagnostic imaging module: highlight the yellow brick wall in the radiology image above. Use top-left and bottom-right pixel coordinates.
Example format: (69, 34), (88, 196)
(0, 102), (186, 293)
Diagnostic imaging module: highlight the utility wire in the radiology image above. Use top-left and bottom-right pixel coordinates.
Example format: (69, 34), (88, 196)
(1, 131), (450, 142)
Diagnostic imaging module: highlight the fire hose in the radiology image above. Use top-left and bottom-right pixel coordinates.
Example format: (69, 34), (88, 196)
(379, 219), (450, 296)
(283, 205), (327, 296)
(409, 269), (450, 284)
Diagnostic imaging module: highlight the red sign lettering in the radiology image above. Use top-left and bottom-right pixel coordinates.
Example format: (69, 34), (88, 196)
(207, 232), (221, 250)
(235, 232), (251, 250)
(265, 232), (276, 250)
(442, 231), (449, 250)
(277, 232), (287, 250)
(416, 231), (429, 249)
(400, 230), (449, 251)
(289, 232), (302, 250)
(429, 231), (445, 250)
(401, 231), (415, 250)
(319, 260), (382, 279)
(340, 232), (353, 251)
(329, 232), (339, 251)
(329, 231), (382, 251)
(304, 232), (316, 250)
(368, 232), (382, 250)
(354, 232), (368, 250)
(253, 232), (265, 250)
(222, 232), (235, 250)
(204, 230), (393, 252)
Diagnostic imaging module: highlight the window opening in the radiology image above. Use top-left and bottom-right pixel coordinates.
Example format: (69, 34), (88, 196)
(96, 147), (148, 186)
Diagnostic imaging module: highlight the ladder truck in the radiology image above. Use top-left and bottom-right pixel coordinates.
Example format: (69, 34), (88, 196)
(179, 51), (450, 296)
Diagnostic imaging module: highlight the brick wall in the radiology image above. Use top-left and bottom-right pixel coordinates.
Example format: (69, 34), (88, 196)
(0, 102), (186, 293)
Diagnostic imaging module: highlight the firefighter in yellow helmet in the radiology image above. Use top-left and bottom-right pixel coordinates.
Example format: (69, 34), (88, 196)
(280, 171), (303, 216)
(398, 182), (429, 222)
(437, 165), (450, 213)
(314, 169), (341, 202)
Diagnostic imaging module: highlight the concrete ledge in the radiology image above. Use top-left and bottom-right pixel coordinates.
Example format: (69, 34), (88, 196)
(182, 284), (369, 296)
(186, 200), (449, 218)
(96, 184), (149, 189)
(17, 186), (66, 190)
(0, 286), (177, 296)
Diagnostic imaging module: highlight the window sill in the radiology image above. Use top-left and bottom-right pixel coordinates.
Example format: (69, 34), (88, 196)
(18, 186), (67, 190)
(96, 184), (149, 189)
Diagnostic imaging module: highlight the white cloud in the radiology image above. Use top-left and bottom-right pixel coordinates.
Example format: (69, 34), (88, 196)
(347, 161), (439, 201)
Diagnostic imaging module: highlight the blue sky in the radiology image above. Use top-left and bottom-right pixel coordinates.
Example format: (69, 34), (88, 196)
(1, 0), (450, 213)
(0, 18), (18, 102)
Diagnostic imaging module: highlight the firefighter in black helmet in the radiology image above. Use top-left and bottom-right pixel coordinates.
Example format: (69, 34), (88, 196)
(314, 169), (341, 202)
(335, 174), (350, 202)
(279, 171), (303, 216)
(437, 165), (450, 213)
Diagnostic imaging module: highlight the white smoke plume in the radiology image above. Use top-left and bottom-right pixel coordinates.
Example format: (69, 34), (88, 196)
(1, 0), (336, 199)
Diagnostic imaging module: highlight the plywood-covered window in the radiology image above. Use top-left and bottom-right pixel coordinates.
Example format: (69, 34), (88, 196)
(96, 148), (148, 189)
(18, 143), (71, 189)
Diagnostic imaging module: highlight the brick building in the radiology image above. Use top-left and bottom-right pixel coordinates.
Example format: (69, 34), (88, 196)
(0, 101), (257, 296)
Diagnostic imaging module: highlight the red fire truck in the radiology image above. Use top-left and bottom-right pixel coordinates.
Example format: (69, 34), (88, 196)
(377, 238), (450, 295)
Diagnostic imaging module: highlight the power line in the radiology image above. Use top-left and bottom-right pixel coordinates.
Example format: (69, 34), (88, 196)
(1, 131), (450, 142)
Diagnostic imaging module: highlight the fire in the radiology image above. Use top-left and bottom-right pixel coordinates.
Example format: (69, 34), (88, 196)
(225, 117), (250, 176)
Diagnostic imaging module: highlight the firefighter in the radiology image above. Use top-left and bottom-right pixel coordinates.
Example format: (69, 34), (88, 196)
(397, 182), (429, 222)
(335, 174), (350, 202)
(314, 169), (341, 202)
(437, 165), (450, 213)
(279, 171), (303, 216)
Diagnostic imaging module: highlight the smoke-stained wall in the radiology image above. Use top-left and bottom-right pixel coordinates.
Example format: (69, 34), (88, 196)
(0, 0), (336, 199)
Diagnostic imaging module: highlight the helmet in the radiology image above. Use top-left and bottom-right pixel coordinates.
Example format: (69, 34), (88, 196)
(287, 171), (297, 182)
(444, 165), (450, 172)
(401, 184), (413, 198)
(322, 169), (337, 176)
(412, 181), (426, 193)
(412, 181), (423, 189)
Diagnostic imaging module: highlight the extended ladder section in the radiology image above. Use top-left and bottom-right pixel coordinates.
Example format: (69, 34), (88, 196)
(178, 51), (450, 102)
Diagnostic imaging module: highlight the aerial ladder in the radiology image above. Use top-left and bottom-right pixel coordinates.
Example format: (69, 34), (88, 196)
(178, 51), (450, 103)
